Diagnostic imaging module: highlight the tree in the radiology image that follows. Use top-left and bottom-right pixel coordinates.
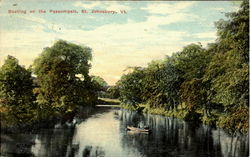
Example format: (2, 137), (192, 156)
(117, 67), (145, 106)
(215, 1), (249, 63)
(175, 43), (211, 81)
(201, 1), (249, 130)
(91, 76), (108, 89)
(174, 44), (212, 115)
(32, 40), (94, 119)
(141, 58), (183, 110)
(159, 55), (183, 110)
(107, 85), (120, 99)
(203, 1), (249, 108)
(91, 75), (108, 98)
(0, 55), (35, 123)
(141, 60), (165, 108)
(180, 79), (206, 112)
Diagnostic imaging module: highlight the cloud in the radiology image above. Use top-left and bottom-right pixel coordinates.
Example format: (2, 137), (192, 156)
(146, 12), (198, 28)
(74, 1), (102, 9)
(142, 2), (196, 15)
(106, 2), (131, 11)
(16, 15), (47, 25)
(74, 1), (131, 11)
(212, 8), (225, 12)
(194, 32), (217, 39)
(10, 14), (72, 34)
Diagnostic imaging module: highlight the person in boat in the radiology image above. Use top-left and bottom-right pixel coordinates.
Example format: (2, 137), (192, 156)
(136, 124), (149, 130)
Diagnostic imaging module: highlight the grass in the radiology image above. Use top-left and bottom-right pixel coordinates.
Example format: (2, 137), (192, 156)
(119, 103), (189, 119)
(120, 104), (138, 111)
(143, 106), (189, 119)
(97, 98), (121, 105)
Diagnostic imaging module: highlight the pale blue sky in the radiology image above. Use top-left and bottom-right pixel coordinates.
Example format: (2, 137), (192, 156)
(0, 1), (240, 84)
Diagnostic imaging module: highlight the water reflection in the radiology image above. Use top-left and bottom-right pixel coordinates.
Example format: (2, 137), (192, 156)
(31, 128), (75, 157)
(118, 109), (248, 157)
(1, 108), (249, 157)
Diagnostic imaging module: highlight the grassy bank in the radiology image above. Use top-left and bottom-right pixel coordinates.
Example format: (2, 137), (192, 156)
(120, 103), (248, 133)
(97, 98), (121, 105)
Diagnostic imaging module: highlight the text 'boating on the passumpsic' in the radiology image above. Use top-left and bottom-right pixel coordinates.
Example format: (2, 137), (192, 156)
(8, 9), (127, 14)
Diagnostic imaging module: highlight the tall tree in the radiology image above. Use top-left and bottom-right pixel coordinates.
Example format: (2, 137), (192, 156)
(203, 1), (249, 108)
(0, 55), (35, 123)
(91, 75), (108, 98)
(142, 57), (183, 110)
(160, 55), (183, 110)
(176, 43), (211, 81)
(33, 40), (94, 119)
(202, 1), (249, 131)
(117, 67), (145, 106)
(91, 76), (108, 89)
(107, 85), (120, 99)
(176, 44), (212, 114)
(141, 60), (164, 108)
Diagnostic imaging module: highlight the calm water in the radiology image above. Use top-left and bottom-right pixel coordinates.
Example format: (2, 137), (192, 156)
(1, 107), (249, 157)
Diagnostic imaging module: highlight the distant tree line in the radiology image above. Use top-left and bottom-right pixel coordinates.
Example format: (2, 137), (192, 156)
(114, 1), (249, 133)
(0, 40), (106, 126)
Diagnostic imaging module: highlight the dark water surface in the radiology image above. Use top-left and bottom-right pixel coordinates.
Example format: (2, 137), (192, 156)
(1, 107), (249, 157)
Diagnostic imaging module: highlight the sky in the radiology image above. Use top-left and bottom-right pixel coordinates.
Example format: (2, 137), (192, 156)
(0, 0), (240, 85)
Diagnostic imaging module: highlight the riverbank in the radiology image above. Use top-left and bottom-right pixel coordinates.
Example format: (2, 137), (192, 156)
(0, 105), (99, 133)
(120, 103), (249, 134)
(0, 97), (119, 131)
(95, 98), (248, 134)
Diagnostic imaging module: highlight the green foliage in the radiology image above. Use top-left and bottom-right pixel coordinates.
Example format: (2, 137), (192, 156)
(120, 103), (140, 111)
(0, 56), (36, 124)
(90, 75), (108, 98)
(180, 79), (205, 112)
(32, 40), (96, 119)
(107, 86), (120, 99)
(217, 107), (249, 133)
(143, 58), (183, 110)
(215, 1), (249, 63)
(203, 1), (249, 108)
(143, 104), (189, 120)
(91, 75), (108, 88)
(202, 114), (218, 126)
(141, 60), (167, 108)
(176, 44), (211, 80)
(117, 67), (145, 106)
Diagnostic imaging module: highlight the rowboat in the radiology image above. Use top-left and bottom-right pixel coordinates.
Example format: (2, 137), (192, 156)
(127, 126), (150, 132)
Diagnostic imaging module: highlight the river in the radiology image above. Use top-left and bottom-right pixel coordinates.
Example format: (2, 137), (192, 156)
(1, 107), (249, 157)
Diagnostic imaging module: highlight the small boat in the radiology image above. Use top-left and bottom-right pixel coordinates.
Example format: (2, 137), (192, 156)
(127, 126), (150, 132)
